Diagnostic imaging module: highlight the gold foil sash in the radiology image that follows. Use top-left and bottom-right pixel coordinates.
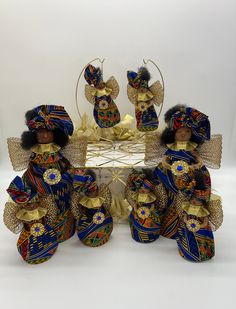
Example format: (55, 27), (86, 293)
(16, 207), (48, 222)
(181, 202), (210, 217)
(137, 193), (156, 203)
(79, 196), (105, 209)
(75, 113), (143, 142)
(31, 143), (61, 154)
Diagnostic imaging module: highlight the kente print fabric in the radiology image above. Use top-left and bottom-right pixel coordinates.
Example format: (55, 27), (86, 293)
(4, 176), (59, 264)
(84, 64), (120, 128)
(13, 105), (77, 244)
(127, 67), (164, 132)
(27, 105), (74, 136)
(71, 170), (113, 247)
(152, 105), (223, 262)
(125, 171), (161, 243)
(22, 149), (76, 243)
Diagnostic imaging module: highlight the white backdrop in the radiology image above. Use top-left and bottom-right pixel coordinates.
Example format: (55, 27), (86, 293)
(0, 1), (236, 309)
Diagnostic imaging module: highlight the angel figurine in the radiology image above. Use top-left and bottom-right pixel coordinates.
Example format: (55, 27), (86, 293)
(71, 170), (113, 247)
(7, 105), (87, 243)
(125, 170), (163, 243)
(84, 64), (120, 128)
(4, 176), (58, 264)
(127, 67), (164, 131)
(145, 104), (223, 262)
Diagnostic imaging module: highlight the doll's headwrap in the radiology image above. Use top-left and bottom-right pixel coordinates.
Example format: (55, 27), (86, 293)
(168, 106), (210, 142)
(73, 170), (98, 193)
(26, 105), (74, 136)
(129, 173), (154, 191)
(84, 64), (103, 87)
(7, 176), (37, 204)
(127, 67), (150, 89)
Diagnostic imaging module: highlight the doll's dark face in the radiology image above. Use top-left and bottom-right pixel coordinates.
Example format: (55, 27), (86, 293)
(96, 82), (106, 90)
(175, 127), (192, 142)
(139, 87), (148, 93)
(138, 187), (150, 194)
(87, 189), (99, 198)
(36, 129), (54, 144)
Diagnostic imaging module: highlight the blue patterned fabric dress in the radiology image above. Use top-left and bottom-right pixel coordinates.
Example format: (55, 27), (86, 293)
(17, 223), (59, 264)
(77, 205), (113, 247)
(129, 201), (161, 243)
(22, 149), (75, 243)
(154, 146), (215, 261)
(135, 105), (159, 132)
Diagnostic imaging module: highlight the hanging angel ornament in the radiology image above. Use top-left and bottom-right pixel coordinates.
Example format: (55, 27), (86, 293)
(71, 170), (113, 247)
(127, 65), (164, 132)
(84, 63), (121, 128)
(145, 104), (223, 262)
(4, 176), (59, 264)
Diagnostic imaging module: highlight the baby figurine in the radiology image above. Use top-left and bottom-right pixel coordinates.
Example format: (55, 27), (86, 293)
(125, 170), (161, 243)
(71, 170), (113, 247)
(4, 176), (58, 264)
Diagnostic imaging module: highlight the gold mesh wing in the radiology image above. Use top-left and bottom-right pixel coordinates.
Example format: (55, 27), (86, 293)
(124, 171), (139, 210)
(7, 137), (31, 171)
(207, 194), (223, 231)
(3, 202), (23, 234)
(144, 131), (166, 165)
(106, 76), (120, 100)
(198, 134), (222, 169)
(99, 183), (112, 210)
(85, 85), (96, 104)
(127, 85), (138, 104)
(40, 195), (58, 224)
(71, 191), (83, 219)
(61, 136), (88, 167)
(173, 193), (188, 218)
(149, 81), (164, 106)
(153, 182), (168, 212)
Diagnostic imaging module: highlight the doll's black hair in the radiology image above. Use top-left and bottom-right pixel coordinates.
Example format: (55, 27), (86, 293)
(139, 67), (151, 81)
(21, 110), (69, 150)
(85, 169), (97, 181)
(194, 170), (206, 190)
(160, 104), (203, 146)
(141, 168), (154, 182)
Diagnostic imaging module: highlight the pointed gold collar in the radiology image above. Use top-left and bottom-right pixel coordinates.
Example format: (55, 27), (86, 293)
(167, 141), (198, 151)
(31, 143), (61, 154)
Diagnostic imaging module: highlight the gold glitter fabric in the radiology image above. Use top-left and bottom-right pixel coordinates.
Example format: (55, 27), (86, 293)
(198, 134), (222, 169)
(60, 136), (88, 167)
(206, 194), (223, 231)
(153, 182), (168, 212)
(7, 137), (31, 171)
(3, 202), (24, 234)
(144, 132), (166, 165)
(3, 195), (57, 234)
(7, 136), (88, 172)
(71, 191), (83, 219)
(145, 132), (222, 168)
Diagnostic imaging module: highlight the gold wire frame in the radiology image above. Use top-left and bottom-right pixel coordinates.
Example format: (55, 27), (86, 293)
(75, 58), (165, 173)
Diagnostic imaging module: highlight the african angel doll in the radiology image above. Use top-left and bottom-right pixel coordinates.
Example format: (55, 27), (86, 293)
(127, 67), (164, 132)
(145, 105), (223, 262)
(3, 176), (58, 264)
(71, 170), (113, 247)
(7, 105), (87, 243)
(84, 64), (120, 128)
(125, 170), (163, 243)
